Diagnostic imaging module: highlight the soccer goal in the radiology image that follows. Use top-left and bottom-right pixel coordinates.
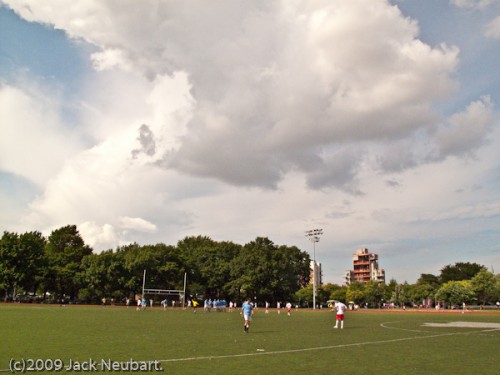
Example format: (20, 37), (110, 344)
(141, 270), (187, 307)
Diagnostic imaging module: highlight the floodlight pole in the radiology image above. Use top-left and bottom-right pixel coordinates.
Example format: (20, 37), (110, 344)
(183, 272), (187, 308)
(305, 229), (323, 310)
(142, 269), (146, 298)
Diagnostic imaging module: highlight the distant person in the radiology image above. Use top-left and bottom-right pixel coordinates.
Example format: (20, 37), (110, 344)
(277, 301), (281, 314)
(333, 300), (347, 329)
(242, 298), (254, 333)
(136, 298), (142, 311)
(265, 301), (269, 314)
(192, 300), (199, 313)
(286, 302), (292, 316)
(161, 299), (168, 310)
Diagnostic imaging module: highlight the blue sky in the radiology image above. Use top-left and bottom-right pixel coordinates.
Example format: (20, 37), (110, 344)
(1, 0), (499, 284)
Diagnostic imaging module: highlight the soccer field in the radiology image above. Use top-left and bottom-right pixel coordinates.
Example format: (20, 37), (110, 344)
(1, 304), (499, 374)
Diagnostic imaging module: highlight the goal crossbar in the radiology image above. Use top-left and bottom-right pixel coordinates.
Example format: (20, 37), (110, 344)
(142, 289), (183, 296)
(141, 270), (187, 306)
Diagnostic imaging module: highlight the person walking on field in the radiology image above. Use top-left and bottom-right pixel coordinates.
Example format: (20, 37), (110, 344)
(242, 298), (254, 333)
(333, 300), (347, 329)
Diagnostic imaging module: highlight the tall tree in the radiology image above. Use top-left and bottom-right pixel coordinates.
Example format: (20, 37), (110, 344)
(18, 231), (47, 294)
(363, 281), (390, 307)
(346, 282), (366, 306)
(391, 282), (412, 307)
(435, 280), (475, 306)
(0, 231), (20, 300)
(417, 273), (440, 288)
(229, 237), (310, 303)
(470, 269), (497, 305)
(44, 225), (92, 301)
(177, 236), (234, 298)
(294, 284), (313, 307)
(79, 250), (115, 303)
(440, 262), (486, 283)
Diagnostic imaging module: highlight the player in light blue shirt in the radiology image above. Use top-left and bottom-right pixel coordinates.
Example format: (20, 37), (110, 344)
(241, 298), (254, 333)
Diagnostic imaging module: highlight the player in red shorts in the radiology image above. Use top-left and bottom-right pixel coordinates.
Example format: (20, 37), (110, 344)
(333, 300), (347, 329)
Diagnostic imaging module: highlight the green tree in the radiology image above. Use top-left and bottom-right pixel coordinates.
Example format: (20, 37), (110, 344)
(0, 231), (20, 300)
(118, 242), (180, 299)
(435, 280), (475, 307)
(229, 237), (310, 303)
(470, 269), (497, 305)
(406, 273), (442, 307)
(440, 262), (486, 283)
(44, 225), (92, 301)
(364, 281), (390, 307)
(417, 273), (440, 288)
(408, 282), (436, 306)
(79, 250), (116, 303)
(322, 283), (347, 303)
(18, 231), (47, 295)
(177, 236), (240, 299)
(329, 286), (348, 303)
(275, 244), (311, 300)
(294, 284), (313, 307)
(391, 282), (412, 307)
(346, 282), (366, 306)
(0, 231), (46, 300)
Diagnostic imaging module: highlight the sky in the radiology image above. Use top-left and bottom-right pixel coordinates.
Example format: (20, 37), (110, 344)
(1, 0), (499, 285)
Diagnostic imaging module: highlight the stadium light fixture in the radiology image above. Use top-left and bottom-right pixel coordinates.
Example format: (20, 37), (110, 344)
(305, 228), (323, 310)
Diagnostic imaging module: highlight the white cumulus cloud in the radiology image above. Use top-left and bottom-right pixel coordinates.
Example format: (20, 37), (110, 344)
(1, 0), (498, 282)
(484, 15), (500, 38)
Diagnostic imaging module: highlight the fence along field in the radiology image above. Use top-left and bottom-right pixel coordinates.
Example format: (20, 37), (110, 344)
(1, 304), (499, 374)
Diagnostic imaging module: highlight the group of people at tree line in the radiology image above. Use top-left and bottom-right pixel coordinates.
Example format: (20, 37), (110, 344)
(242, 298), (347, 333)
(128, 294), (348, 333)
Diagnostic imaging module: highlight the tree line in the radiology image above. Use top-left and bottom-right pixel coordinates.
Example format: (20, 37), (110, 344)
(309, 262), (499, 308)
(0, 225), (311, 304)
(1, 225), (498, 307)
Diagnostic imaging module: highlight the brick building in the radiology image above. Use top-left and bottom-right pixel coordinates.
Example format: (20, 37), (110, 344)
(345, 248), (385, 284)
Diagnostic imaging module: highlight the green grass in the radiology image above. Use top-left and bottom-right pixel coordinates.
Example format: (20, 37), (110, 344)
(1, 305), (499, 374)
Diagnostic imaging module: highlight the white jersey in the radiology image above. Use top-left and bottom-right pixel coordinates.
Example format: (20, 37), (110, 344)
(335, 302), (347, 315)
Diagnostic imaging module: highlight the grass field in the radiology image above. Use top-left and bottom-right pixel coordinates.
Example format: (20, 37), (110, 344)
(1, 304), (499, 374)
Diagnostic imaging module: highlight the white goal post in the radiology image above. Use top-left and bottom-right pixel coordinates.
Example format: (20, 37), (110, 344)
(141, 270), (187, 306)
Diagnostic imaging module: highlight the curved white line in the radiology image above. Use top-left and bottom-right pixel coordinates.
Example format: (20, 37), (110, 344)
(380, 321), (433, 333)
(157, 328), (495, 363)
(1, 327), (496, 371)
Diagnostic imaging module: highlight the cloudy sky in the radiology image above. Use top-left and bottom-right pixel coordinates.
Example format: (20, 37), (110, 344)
(1, 0), (499, 284)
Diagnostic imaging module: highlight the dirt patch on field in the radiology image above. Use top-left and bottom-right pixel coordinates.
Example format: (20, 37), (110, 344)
(351, 308), (500, 316)
(422, 321), (500, 329)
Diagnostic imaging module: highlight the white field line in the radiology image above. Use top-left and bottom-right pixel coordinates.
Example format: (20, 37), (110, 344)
(157, 327), (498, 363)
(1, 326), (497, 371)
(380, 321), (434, 334)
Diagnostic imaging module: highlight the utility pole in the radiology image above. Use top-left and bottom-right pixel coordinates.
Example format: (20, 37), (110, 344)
(142, 269), (146, 298)
(305, 229), (323, 310)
